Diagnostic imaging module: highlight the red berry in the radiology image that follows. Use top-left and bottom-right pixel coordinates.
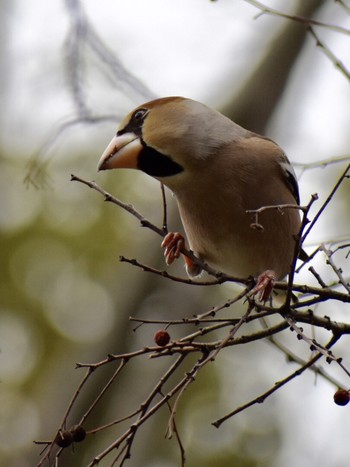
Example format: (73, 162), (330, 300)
(154, 330), (170, 347)
(333, 389), (350, 406)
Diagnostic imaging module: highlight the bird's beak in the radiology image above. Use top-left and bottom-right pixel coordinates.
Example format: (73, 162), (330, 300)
(97, 133), (142, 171)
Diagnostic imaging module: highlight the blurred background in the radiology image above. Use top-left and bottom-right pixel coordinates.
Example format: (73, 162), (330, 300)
(1, 0), (350, 466)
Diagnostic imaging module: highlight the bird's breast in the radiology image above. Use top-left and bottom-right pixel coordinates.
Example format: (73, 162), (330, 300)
(175, 190), (300, 280)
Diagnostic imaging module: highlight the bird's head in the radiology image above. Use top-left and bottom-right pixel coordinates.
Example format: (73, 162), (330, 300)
(98, 96), (244, 183)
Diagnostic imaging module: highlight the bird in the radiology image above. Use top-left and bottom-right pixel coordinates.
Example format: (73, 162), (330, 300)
(97, 96), (302, 301)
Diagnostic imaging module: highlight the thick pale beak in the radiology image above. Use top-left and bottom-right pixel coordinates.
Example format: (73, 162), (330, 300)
(97, 133), (142, 171)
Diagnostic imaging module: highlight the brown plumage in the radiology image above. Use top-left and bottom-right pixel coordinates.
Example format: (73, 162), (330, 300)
(98, 97), (302, 296)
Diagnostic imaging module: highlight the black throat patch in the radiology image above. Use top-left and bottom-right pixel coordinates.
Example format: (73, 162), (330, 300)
(138, 143), (184, 177)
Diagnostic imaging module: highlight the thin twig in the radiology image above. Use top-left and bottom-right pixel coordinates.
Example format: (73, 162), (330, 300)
(164, 397), (186, 466)
(302, 163), (350, 243)
(212, 333), (340, 427)
(335, 0), (350, 15)
(294, 154), (350, 170)
(285, 317), (350, 378)
(308, 266), (328, 288)
(35, 367), (94, 466)
(320, 244), (350, 294)
(119, 256), (231, 286)
(308, 26), (350, 81)
(265, 324), (344, 389)
(71, 174), (226, 279)
(80, 359), (127, 426)
(285, 193), (319, 306)
(244, 0), (350, 35)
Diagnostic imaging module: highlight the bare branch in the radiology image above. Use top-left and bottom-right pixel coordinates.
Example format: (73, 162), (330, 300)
(212, 333), (340, 427)
(245, 0), (350, 36)
(308, 26), (350, 81)
(294, 154), (350, 170)
(302, 163), (350, 242)
(321, 244), (350, 293)
(71, 174), (247, 282)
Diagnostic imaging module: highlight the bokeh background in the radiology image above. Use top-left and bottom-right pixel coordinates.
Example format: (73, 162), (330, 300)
(1, 0), (350, 466)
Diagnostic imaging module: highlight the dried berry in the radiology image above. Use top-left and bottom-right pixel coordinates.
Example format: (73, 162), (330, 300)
(333, 389), (350, 406)
(250, 222), (264, 231)
(54, 430), (73, 448)
(154, 330), (170, 347)
(70, 424), (86, 442)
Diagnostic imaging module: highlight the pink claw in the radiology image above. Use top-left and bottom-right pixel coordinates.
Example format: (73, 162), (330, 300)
(250, 269), (276, 302)
(161, 232), (185, 265)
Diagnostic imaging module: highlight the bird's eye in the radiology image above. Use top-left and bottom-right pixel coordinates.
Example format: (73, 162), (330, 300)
(133, 109), (147, 122)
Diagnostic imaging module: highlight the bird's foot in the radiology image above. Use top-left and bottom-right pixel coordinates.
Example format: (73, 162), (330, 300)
(161, 232), (202, 277)
(249, 269), (276, 302)
(161, 232), (185, 265)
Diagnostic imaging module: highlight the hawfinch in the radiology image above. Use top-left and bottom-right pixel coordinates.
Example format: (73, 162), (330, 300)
(98, 97), (302, 300)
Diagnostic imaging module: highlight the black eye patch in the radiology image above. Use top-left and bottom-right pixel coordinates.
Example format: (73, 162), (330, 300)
(117, 108), (148, 137)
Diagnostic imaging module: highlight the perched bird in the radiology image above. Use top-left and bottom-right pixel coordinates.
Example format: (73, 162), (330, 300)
(98, 96), (302, 300)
